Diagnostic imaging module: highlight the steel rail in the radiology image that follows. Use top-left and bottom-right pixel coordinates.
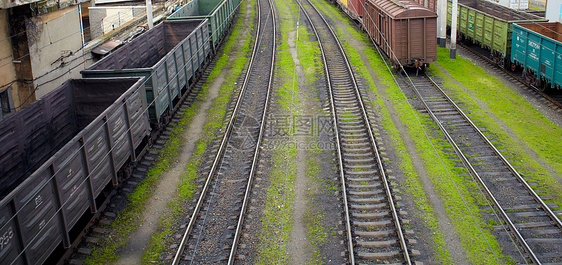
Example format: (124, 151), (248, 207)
(227, 0), (276, 261)
(423, 74), (562, 230)
(295, 2), (354, 262)
(172, 1), (266, 263)
(408, 72), (562, 264)
(297, 0), (411, 263)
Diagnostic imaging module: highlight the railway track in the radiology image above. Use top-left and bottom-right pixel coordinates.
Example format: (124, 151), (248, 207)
(298, 0), (418, 263)
(457, 43), (562, 110)
(401, 72), (562, 263)
(172, 0), (276, 263)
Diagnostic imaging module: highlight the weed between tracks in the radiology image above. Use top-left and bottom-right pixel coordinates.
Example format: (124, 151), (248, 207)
(310, 0), (513, 263)
(432, 48), (562, 213)
(84, 2), (255, 264)
(256, 0), (299, 262)
(296, 20), (334, 264)
(257, 0), (335, 262)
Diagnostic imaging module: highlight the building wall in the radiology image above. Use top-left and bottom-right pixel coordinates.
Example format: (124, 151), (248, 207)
(6, 5), (35, 111)
(26, 5), (92, 98)
(0, 9), (19, 111)
(546, 1), (562, 22)
(89, 6), (146, 39)
(482, 0), (529, 9)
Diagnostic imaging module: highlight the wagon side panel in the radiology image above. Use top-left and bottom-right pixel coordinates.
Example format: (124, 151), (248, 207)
(0, 205), (24, 265)
(126, 86), (150, 148)
(425, 17), (437, 63)
(183, 41), (194, 82)
(525, 32), (542, 74)
(493, 20), (508, 56)
(201, 21), (211, 58)
(392, 19), (407, 65)
(474, 10), (484, 44)
(14, 169), (63, 265)
(458, 4), (468, 35)
(83, 119), (114, 197)
(190, 36), (200, 73)
(540, 37), (556, 82)
(483, 15), (494, 48)
(54, 142), (90, 231)
(555, 44), (562, 88)
(408, 18), (425, 61)
(107, 106), (133, 171)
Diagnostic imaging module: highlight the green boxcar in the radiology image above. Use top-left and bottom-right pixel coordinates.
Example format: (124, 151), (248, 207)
(168, 0), (241, 50)
(447, 0), (546, 63)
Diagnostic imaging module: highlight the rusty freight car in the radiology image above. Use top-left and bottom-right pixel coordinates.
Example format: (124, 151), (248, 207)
(364, 0), (437, 71)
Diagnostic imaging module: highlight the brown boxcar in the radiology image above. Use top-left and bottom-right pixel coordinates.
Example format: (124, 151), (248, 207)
(364, 0), (437, 69)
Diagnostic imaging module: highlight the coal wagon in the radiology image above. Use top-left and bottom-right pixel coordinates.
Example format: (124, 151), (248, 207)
(447, 0), (547, 66)
(82, 19), (210, 126)
(512, 22), (562, 91)
(364, 0), (437, 71)
(0, 77), (148, 265)
(168, 0), (240, 50)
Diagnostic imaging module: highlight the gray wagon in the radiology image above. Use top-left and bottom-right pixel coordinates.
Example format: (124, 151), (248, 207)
(168, 0), (240, 50)
(0, 77), (148, 265)
(82, 19), (210, 123)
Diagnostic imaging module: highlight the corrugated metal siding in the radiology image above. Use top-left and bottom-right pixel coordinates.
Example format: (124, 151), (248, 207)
(54, 143), (90, 230)
(0, 86), (77, 199)
(0, 206), (24, 264)
(14, 170), (62, 265)
(83, 119), (113, 197)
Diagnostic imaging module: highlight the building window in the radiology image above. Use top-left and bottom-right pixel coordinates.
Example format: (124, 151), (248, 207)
(0, 87), (14, 119)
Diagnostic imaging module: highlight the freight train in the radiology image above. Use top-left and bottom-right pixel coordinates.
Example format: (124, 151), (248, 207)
(511, 22), (562, 91)
(0, 0), (239, 263)
(447, 0), (561, 91)
(334, 0), (438, 72)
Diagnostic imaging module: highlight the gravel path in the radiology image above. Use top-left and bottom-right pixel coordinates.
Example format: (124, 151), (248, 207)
(116, 74), (225, 265)
(286, 29), (311, 265)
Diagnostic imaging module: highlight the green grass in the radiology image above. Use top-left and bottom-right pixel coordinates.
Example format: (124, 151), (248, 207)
(85, 2), (255, 264)
(256, 0), (300, 262)
(296, 16), (331, 264)
(432, 47), (562, 212)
